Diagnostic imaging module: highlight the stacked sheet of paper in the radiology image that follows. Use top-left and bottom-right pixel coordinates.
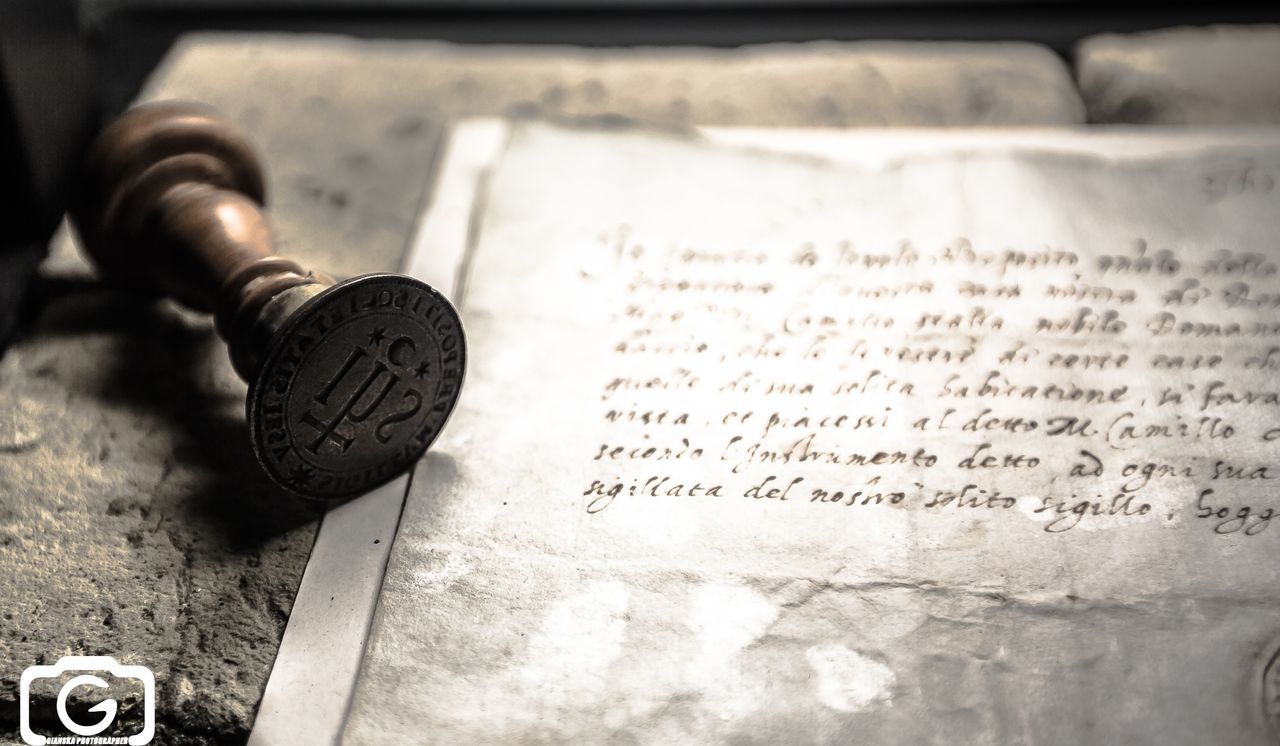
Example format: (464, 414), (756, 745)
(307, 122), (1280, 744)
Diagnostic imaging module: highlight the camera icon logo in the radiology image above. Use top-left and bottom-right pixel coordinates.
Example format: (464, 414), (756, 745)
(19, 656), (155, 745)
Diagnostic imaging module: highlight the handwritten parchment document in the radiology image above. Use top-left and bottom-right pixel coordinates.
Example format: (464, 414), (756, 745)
(344, 123), (1280, 744)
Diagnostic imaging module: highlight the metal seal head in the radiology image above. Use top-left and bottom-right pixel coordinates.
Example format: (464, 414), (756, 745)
(247, 274), (466, 500)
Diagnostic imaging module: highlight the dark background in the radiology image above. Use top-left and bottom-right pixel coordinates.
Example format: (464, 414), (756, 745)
(2, 0), (1279, 350)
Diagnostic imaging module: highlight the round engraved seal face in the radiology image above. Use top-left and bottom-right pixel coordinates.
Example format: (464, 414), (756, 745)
(248, 274), (465, 500)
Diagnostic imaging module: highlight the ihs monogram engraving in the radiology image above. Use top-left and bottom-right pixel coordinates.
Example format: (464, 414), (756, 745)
(249, 274), (466, 500)
(298, 334), (427, 455)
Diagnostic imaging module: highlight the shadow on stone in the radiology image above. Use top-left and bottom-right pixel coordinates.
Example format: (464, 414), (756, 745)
(29, 282), (324, 548)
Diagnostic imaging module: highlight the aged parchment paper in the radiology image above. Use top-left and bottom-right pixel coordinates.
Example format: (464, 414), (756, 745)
(344, 123), (1280, 744)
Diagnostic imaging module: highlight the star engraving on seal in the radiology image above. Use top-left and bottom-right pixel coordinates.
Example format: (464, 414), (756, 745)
(287, 464), (315, 486)
(367, 327), (387, 346)
(413, 361), (431, 379)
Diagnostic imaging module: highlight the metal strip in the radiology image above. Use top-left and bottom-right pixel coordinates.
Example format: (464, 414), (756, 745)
(247, 118), (512, 746)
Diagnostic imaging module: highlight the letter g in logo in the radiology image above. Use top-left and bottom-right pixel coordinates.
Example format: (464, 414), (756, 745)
(57, 674), (118, 736)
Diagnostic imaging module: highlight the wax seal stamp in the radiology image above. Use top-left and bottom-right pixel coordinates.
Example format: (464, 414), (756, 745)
(69, 101), (465, 499)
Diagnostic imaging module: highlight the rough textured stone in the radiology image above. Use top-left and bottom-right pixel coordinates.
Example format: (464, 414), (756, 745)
(0, 295), (323, 745)
(143, 35), (1085, 134)
(0, 33), (1081, 744)
(1077, 24), (1280, 124)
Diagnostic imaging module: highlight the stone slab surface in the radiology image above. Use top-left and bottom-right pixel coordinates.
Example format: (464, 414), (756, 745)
(1077, 24), (1280, 124)
(0, 32), (1081, 744)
